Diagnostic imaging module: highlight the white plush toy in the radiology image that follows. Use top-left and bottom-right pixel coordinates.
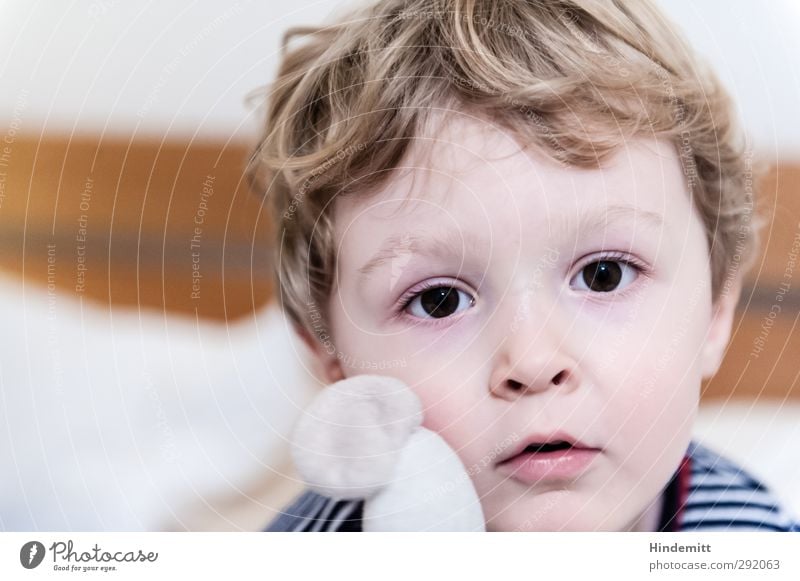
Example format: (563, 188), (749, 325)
(290, 374), (486, 531)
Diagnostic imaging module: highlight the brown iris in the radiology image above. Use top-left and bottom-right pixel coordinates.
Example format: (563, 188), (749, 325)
(582, 261), (623, 292)
(419, 286), (461, 318)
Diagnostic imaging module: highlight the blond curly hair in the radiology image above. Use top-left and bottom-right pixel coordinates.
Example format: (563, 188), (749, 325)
(247, 0), (762, 341)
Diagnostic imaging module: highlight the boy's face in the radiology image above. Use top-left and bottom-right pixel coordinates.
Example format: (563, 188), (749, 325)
(315, 113), (738, 531)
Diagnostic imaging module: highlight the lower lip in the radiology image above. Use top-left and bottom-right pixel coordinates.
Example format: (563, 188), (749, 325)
(497, 448), (600, 484)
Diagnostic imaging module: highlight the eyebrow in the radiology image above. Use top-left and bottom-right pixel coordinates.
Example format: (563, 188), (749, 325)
(356, 204), (663, 281)
(570, 203), (664, 233)
(357, 229), (489, 281)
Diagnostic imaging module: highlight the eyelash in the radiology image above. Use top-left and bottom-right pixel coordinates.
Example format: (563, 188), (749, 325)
(393, 251), (651, 324)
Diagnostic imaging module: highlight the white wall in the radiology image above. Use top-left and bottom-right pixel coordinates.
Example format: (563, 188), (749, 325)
(0, 0), (354, 140)
(658, 0), (800, 161)
(0, 0), (799, 158)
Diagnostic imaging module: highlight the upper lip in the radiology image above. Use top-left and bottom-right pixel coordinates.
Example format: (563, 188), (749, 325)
(495, 430), (599, 465)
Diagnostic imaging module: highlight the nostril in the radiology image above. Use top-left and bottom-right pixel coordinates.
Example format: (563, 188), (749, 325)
(552, 370), (566, 386)
(507, 379), (524, 391)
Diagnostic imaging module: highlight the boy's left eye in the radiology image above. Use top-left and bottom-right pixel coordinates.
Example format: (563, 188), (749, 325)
(570, 259), (639, 293)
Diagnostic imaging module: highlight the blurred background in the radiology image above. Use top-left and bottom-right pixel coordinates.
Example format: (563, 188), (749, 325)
(0, 0), (798, 531)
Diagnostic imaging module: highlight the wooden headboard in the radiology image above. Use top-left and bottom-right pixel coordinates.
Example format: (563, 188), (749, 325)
(0, 133), (272, 320)
(702, 164), (800, 401)
(1, 133), (797, 401)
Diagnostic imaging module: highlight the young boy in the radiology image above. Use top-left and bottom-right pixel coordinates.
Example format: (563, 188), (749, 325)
(248, 0), (799, 531)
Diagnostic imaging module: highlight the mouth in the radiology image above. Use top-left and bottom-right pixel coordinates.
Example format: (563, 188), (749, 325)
(496, 433), (600, 483)
(520, 440), (575, 454)
(497, 432), (594, 463)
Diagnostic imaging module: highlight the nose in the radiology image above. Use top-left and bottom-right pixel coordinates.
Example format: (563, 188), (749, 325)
(489, 308), (581, 401)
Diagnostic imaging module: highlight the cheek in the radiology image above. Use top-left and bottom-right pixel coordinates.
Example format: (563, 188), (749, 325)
(604, 304), (708, 446)
(331, 324), (483, 433)
(404, 370), (489, 459)
(420, 404), (487, 471)
(333, 318), (486, 411)
(415, 377), (480, 434)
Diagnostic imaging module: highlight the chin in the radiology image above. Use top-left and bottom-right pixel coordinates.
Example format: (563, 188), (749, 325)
(489, 510), (633, 532)
(483, 488), (637, 532)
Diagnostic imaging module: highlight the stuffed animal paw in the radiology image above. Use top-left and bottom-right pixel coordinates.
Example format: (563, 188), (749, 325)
(290, 374), (486, 531)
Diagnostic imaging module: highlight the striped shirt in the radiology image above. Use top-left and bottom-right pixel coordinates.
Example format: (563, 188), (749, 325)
(265, 441), (800, 532)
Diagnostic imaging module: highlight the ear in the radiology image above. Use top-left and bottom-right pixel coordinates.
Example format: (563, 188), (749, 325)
(700, 278), (742, 380)
(293, 323), (345, 384)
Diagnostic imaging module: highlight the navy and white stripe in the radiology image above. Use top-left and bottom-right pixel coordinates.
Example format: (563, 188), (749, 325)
(680, 441), (798, 532)
(265, 491), (363, 532)
(265, 440), (800, 532)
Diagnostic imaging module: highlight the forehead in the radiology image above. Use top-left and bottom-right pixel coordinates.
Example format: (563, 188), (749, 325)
(332, 112), (690, 256)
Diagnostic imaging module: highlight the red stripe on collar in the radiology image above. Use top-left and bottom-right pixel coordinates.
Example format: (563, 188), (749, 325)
(674, 453), (692, 530)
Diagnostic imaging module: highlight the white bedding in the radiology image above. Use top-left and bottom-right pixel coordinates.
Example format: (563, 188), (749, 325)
(0, 276), (317, 531)
(1, 275), (798, 530)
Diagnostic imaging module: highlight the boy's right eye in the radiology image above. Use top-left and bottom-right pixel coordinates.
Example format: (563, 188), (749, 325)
(400, 283), (476, 320)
